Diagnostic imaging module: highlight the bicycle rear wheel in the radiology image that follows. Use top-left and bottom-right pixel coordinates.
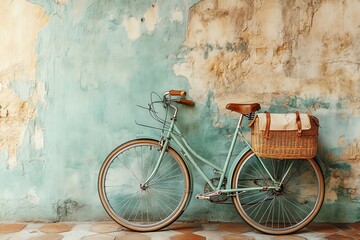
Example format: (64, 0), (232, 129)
(98, 139), (191, 231)
(232, 150), (325, 235)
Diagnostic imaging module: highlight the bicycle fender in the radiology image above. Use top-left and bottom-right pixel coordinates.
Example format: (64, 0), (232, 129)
(314, 155), (329, 178)
(226, 145), (252, 190)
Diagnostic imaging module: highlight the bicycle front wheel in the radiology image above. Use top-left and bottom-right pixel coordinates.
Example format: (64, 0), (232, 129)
(232, 150), (325, 235)
(98, 139), (191, 232)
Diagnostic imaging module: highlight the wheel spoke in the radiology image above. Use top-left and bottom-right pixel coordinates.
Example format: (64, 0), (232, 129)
(98, 140), (190, 231)
(232, 151), (324, 234)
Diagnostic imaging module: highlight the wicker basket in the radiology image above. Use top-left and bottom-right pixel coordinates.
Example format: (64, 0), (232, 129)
(249, 113), (319, 159)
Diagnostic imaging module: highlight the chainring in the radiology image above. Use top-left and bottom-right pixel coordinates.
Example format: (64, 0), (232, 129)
(204, 177), (230, 203)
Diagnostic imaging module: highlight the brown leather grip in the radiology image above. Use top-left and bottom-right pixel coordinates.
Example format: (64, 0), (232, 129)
(264, 112), (271, 139)
(178, 99), (195, 107)
(169, 90), (186, 96)
(296, 111), (302, 135)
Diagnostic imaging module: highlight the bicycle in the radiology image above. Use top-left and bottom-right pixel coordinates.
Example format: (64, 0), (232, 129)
(98, 90), (325, 235)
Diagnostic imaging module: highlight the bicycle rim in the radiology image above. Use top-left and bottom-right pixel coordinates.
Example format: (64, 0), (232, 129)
(232, 150), (325, 235)
(98, 139), (191, 231)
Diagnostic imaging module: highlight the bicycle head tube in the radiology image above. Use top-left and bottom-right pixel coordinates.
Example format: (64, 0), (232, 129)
(163, 92), (179, 120)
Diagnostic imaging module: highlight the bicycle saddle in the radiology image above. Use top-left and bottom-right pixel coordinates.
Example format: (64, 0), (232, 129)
(226, 103), (261, 114)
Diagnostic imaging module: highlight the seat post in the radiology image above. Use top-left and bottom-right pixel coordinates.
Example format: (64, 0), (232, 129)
(237, 114), (244, 129)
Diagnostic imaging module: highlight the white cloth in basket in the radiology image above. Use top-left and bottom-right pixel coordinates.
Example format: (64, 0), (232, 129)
(257, 113), (311, 131)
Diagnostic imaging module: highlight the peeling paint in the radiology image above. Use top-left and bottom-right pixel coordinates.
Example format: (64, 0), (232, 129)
(123, 3), (158, 40)
(0, 1), (48, 81)
(170, 9), (183, 23)
(175, 0), (360, 115)
(0, 0), (359, 224)
(174, 0), (360, 221)
(0, 88), (35, 168)
(0, 0), (48, 168)
(326, 169), (346, 202)
(31, 124), (44, 150)
(122, 17), (141, 40)
(343, 139), (360, 161)
(338, 138), (360, 200)
(143, 3), (158, 33)
(326, 164), (360, 202)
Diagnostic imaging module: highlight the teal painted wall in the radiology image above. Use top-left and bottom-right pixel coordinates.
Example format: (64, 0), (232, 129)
(0, 0), (359, 223)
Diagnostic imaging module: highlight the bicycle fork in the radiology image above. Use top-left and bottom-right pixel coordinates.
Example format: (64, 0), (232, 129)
(139, 136), (170, 190)
(140, 105), (178, 189)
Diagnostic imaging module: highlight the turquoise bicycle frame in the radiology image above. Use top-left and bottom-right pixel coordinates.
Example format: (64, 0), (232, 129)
(142, 106), (279, 195)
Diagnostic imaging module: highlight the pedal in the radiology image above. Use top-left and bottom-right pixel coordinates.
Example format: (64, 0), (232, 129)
(196, 191), (221, 200)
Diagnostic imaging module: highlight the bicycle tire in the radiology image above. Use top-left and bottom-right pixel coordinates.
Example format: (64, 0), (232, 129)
(232, 150), (325, 235)
(98, 139), (191, 231)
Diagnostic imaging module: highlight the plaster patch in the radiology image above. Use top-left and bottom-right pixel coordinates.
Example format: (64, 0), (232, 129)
(26, 188), (40, 205)
(8, 154), (18, 169)
(326, 137), (360, 201)
(0, 107), (8, 118)
(170, 9), (183, 23)
(339, 165), (360, 200)
(143, 4), (158, 33)
(122, 3), (159, 40)
(122, 17), (141, 40)
(32, 82), (47, 107)
(342, 138), (360, 161)
(340, 139), (360, 199)
(173, 55), (211, 101)
(0, 0), (48, 81)
(326, 169), (345, 202)
(32, 124), (44, 150)
(176, 0), (360, 114)
(0, 0), (48, 167)
(0, 89), (35, 168)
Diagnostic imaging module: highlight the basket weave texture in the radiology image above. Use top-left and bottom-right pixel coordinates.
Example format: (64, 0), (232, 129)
(250, 115), (319, 159)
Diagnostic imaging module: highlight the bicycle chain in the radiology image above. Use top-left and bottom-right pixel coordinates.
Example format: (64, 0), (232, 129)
(203, 177), (232, 204)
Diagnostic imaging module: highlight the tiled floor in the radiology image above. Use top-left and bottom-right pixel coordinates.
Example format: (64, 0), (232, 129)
(0, 222), (359, 240)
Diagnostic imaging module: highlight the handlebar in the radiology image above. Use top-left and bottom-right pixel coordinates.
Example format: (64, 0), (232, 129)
(177, 98), (195, 106)
(164, 89), (195, 107)
(169, 90), (186, 96)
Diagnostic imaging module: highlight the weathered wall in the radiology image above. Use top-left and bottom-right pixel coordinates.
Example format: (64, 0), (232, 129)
(0, 0), (359, 222)
(174, 0), (360, 221)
